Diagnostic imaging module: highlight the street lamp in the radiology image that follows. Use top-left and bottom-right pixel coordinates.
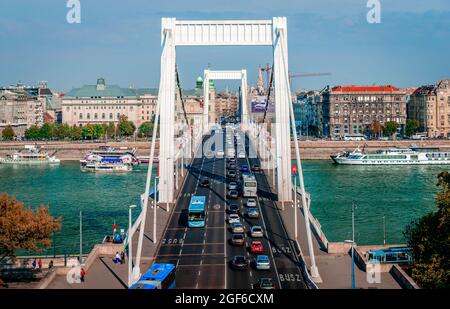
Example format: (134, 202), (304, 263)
(153, 176), (159, 243)
(128, 204), (137, 288)
(345, 202), (356, 289)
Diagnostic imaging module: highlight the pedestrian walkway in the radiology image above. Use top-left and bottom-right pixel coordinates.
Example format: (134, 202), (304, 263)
(46, 184), (185, 289)
(264, 168), (402, 289)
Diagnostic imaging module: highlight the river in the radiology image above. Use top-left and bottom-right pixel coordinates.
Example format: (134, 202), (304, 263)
(0, 160), (446, 255)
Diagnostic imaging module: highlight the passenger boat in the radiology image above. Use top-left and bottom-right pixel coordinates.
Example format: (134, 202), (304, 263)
(0, 145), (60, 165)
(331, 145), (450, 165)
(82, 146), (139, 165)
(80, 161), (132, 173)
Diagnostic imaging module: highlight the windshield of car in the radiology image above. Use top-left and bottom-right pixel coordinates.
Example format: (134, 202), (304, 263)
(233, 234), (244, 239)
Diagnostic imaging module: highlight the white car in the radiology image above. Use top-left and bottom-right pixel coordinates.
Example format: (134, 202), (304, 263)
(238, 152), (246, 159)
(246, 198), (257, 208)
(250, 226), (264, 238)
(228, 213), (240, 224)
(216, 150), (224, 157)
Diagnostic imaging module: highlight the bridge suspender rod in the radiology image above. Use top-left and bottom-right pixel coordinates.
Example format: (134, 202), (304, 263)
(175, 65), (191, 130)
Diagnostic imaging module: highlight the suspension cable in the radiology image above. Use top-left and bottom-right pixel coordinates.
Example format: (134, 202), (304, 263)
(257, 63), (274, 139)
(175, 64), (190, 129)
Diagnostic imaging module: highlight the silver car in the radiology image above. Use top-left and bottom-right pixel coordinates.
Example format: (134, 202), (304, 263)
(250, 226), (264, 238)
(246, 198), (257, 208)
(231, 222), (245, 234)
(228, 213), (240, 224)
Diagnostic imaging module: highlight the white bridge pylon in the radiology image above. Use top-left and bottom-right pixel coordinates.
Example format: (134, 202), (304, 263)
(203, 69), (248, 133)
(158, 17), (292, 203)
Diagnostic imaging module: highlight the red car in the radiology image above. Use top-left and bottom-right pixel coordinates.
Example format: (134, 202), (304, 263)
(250, 241), (263, 254)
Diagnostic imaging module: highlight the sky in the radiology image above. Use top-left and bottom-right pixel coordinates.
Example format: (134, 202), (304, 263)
(0, 0), (449, 92)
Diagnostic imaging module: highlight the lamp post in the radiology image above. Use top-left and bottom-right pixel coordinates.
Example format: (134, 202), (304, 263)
(128, 204), (137, 288)
(351, 203), (356, 289)
(153, 176), (159, 243)
(383, 215), (386, 246)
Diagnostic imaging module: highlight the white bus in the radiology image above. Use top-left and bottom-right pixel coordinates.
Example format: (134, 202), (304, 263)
(343, 134), (367, 141)
(242, 173), (257, 197)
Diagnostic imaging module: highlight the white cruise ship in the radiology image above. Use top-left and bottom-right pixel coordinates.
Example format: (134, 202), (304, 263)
(0, 145), (60, 165)
(331, 146), (450, 165)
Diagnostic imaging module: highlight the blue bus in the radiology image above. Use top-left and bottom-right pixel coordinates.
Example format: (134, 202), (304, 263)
(188, 196), (206, 228)
(368, 247), (413, 265)
(130, 263), (176, 289)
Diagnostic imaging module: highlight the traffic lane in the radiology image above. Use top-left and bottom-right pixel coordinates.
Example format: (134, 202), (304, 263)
(235, 157), (279, 288)
(248, 157), (307, 289)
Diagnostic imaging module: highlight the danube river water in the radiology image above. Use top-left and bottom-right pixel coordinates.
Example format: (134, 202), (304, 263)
(0, 160), (446, 255)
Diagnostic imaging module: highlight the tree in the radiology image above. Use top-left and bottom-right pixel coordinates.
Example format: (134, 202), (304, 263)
(70, 125), (82, 140)
(369, 120), (383, 137)
(405, 119), (420, 137)
(404, 171), (450, 288)
(39, 123), (53, 140)
(0, 193), (61, 284)
(1, 125), (15, 140)
(138, 122), (153, 138)
(118, 115), (136, 136)
(383, 121), (399, 139)
(24, 125), (41, 140)
(106, 122), (116, 139)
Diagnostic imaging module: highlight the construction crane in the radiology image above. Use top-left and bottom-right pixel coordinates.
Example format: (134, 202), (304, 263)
(261, 63), (331, 90)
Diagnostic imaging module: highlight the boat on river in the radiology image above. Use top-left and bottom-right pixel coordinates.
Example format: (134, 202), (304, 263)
(331, 145), (450, 165)
(0, 145), (60, 165)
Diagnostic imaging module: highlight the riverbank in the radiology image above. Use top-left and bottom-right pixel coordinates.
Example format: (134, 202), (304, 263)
(1, 139), (450, 160)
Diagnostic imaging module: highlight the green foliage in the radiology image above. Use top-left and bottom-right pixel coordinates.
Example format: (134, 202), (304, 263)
(383, 121), (399, 137)
(138, 122), (153, 138)
(24, 125), (41, 140)
(405, 119), (421, 137)
(70, 125), (82, 140)
(81, 124), (105, 140)
(404, 171), (450, 288)
(118, 115), (136, 136)
(39, 123), (53, 139)
(1, 125), (15, 140)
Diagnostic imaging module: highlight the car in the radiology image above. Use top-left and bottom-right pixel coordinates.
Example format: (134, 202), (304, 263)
(227, 204), (240, 214)
(230, 256), (249, 270)
(231, 222), (245, 234)
(250, 241), (263, 254)
(238, 152), (246, 159)
(246, 198), (257, 208)
(227, 170), (237, 178)
(230, 233), (245, 246)
(250, 226), (264, 238)
(240, 165), (249, 173)
(199, 178), (210, 188)
(252, 164), (261, 172)
(228, 213), (240, 224)
(253, 278), (276, 289)
(227, 189), (239, 199)
(255, 255), (270, 270)
(227, 163), (236, 170)
(246, 208), (260, 219)
(227, 181), (239, 190)
(227, 157), (236, 163)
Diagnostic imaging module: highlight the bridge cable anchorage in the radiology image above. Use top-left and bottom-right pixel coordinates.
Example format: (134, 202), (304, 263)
(257, 62), (274, 139)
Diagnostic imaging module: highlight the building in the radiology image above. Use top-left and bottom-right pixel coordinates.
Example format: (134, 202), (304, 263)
(325, 85), (407, 138)
(62, 78), (157, 128)
(293, 89), (328, 137)
(0, 83), (46, 137)
(408, 80), (450, 138)
(215, 91), (238, 117)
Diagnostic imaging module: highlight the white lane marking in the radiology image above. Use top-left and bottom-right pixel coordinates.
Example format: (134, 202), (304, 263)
(245, 133), (282, 289)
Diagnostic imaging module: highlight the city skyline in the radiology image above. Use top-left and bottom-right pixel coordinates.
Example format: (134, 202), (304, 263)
(0, 0), (449, 92)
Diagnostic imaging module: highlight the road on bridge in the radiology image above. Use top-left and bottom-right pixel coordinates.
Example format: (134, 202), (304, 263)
(154, 128), (307, 289)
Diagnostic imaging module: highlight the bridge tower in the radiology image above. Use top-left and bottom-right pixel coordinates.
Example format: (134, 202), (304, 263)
(158, 17), (292, 203)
